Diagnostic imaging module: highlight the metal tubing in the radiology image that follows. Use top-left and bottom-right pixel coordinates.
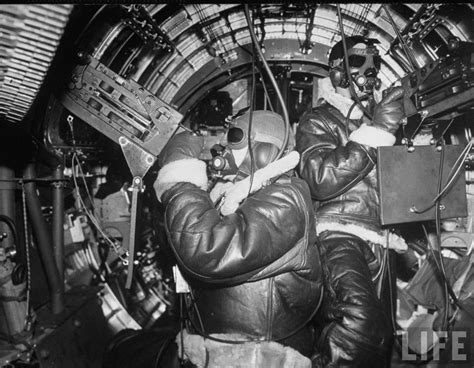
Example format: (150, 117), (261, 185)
(244, 5), (290, 159)
(0, 166), (16, 250)
(0, 166), (28, 336)
(52, 165), (65, 287)
(23, 163), (64, 314)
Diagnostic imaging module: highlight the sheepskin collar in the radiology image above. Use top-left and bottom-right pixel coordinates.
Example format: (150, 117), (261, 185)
(316, 77), (364, 119)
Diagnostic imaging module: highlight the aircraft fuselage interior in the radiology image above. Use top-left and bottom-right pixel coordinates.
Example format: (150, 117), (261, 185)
(0, 3), (473, 368)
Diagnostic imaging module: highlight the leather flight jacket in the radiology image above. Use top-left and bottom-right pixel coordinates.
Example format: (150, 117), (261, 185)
(161, 175), (323, 357)
(296, 103), (383, 237)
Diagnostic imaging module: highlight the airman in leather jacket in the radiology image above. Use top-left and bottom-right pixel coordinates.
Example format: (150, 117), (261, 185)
(295, 76), (407, 367)
(153, 130), (324, 363)
(161, 176), (322, 358)
(297, 101), (381, 238)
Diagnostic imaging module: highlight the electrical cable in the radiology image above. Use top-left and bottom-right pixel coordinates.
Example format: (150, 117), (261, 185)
(67, 120), (128, 263)
(97, 241), (111, 279)
(352, 4), (370, 37)
(21, 186), (32, 330)
(439, 139), (473, 186)
(401, 111), (429, 144)
(345, 100), (359, 137)
(435, 140), (454, 330)
(399, 137), (474, 358)
(245, 29), (257, 195)
(259, 70), (275, 112)
(435, 119), (456, 145)
(183, 288), (323, 345)
(295, 14), (303, 51)
(436, 202), (450, 332)
(188, 290), (206, 335)
(75, 5), (107, 46)
(185, 309), (253, 344)
(438, 228), (450, 332)
(336, 4), (373, 120)
(71, 161), (128, 264)
(149, 286), (171, 307)
(421, 224), (460, 310)
(84, 243), (103, 279)
(194, 5), (213, 45)
(438, 139), (474, 190)
(422, 223), (460, 339)
(0, 177), (69, 184)
(411, 139), (473, 214)
(72, 154), (130, 278)
(412, 142), (472, 213)
(381, 4), (417, 72)
(244, 4), (290, 160)
(179, 294), (185, 361)
(72, 153), (96, 210)
(195, 4), (229, 58)
(385, 231), (397, 334)
(297, 4), (316, 54)
(255, 7), (266, 52)
(407, 238), (428, 255)
(414, 223), (463, 362)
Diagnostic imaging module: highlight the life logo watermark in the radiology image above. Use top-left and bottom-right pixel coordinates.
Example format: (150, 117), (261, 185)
(401, 328), (471, 363)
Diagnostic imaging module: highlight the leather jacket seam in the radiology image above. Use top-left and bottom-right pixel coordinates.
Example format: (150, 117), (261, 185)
(294, 188), (309, 269)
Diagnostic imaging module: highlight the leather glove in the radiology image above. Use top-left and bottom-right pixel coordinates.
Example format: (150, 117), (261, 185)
(154, 131), (208, 201)
(349, 86), (405, 148)
(371, 86), (405, 134)
(158, 131), (205, 167)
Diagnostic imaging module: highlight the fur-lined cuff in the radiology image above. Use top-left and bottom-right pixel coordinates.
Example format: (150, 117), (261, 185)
(154, 159), (208, 201)
(349, 124), (396, 148)
(316, 222), (407, 252)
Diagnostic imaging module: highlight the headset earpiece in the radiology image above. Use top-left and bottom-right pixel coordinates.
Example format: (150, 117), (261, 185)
(329, 67), (348, 88)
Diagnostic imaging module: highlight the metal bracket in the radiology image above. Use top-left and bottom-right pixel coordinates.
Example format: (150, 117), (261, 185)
(401, 109), (429, 151)
(125, 175), (143, 289)
(61, 55), (182, 158)
(121, 4), (174, 52)
(399, 60), (440, 117)
(118, 136), (155, 179)
(117, 138), (151, 289)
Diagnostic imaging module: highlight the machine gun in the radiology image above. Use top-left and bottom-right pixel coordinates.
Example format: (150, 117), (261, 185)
(400, 39), (474, 130)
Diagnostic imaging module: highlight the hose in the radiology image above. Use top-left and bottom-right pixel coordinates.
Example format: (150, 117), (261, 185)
(244, 5), (290, 159)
